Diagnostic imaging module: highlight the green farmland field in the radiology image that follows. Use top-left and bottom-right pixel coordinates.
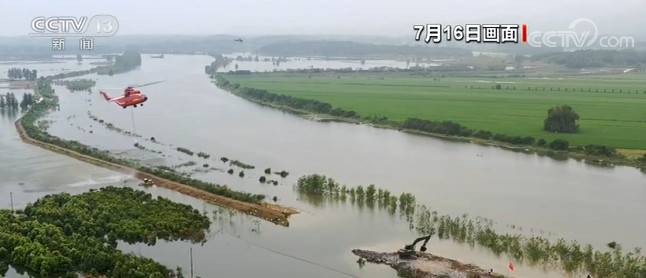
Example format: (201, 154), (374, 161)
(224, 72), (646, 150)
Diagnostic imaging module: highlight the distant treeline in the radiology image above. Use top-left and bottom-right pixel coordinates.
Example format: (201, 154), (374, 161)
(0, 36), (469, 60)
(257, 41), (472, 59)
(534, 49), (646, 68)
(34, 51), (142, 81)
(244, 64), (475, 74)
(98, 50), (142, 75)
(7, 68), (37, 80)
(111, 50), (142, 72)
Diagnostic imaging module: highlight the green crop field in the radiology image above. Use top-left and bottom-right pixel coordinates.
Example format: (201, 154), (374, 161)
(224, 71), (646, 150)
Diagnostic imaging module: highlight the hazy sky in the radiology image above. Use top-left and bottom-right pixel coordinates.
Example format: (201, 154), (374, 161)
(1, 0), (644, 37)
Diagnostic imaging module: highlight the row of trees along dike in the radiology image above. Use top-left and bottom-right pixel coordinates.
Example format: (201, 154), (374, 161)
(296, 174), (416, 217)
(57, 78), (96, 91)
(204, 54), (233, 76)
(295, 174), (646, 277)
(21, 77), (265, 204)
(215, 75), (624, 162)
(0, 187), (209, 277)
(402, 117), (584, 152)
(215, 75), (360, 118)
(476, 84), (646, 95)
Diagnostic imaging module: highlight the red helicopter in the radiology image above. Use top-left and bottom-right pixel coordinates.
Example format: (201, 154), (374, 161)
(99, 81), (163, 108)
(100, 86), (147, 108)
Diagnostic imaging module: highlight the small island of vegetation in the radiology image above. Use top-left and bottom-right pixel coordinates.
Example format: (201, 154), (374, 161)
(98, 50), (142, 75)
(230, 159), (255, 169)
(0, 187), (209, 277)
(58, 78), (96, 91)
(176, 147), (195, 156)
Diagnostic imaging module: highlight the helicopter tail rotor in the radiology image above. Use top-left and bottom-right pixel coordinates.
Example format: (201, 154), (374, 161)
(99, 91), (112, 101)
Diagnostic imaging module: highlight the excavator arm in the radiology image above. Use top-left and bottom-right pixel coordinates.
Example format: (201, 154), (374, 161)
(404, 235), (431, 252)
(398, 235), (432, 259)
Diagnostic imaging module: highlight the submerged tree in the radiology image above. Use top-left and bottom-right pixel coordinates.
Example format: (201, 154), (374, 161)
(544, 105), (579, 133)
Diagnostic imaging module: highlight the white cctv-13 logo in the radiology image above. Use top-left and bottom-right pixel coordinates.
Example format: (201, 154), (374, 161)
(30, 15), (119, 37)
(88, 15), (119, 36)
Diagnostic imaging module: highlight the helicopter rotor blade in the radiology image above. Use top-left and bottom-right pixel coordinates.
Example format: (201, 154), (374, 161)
(130, 80), (166, 88)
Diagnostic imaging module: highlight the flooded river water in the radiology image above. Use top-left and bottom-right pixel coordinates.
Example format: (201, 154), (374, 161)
(2, 55), (645, 277)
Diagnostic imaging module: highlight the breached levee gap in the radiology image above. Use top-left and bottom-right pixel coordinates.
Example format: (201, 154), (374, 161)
(15, 118), (298, 226)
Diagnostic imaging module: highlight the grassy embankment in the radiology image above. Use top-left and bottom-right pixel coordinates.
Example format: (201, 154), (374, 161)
(217, 71), (646, 169)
